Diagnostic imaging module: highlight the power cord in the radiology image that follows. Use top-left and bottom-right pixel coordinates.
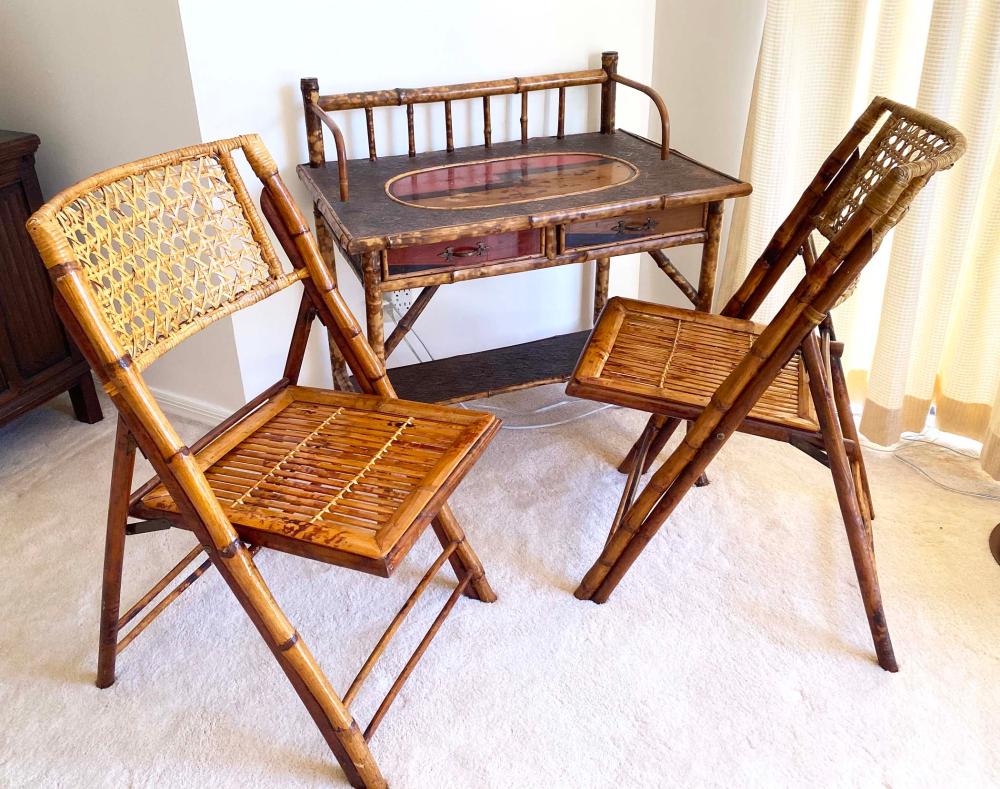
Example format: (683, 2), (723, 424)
(860, 431), (1000, 502)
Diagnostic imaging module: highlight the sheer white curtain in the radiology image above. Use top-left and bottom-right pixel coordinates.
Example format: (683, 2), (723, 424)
(720, 0), (1000, 478)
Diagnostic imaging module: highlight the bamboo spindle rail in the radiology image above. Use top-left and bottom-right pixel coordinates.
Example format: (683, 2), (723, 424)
(300, 55), (672, 202)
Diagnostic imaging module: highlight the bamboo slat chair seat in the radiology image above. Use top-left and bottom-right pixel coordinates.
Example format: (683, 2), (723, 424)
(133, 386), (496, 574)
(26, 134), (500, 789)
(566, 97), (966, 674)
(570, 298), (817, 433)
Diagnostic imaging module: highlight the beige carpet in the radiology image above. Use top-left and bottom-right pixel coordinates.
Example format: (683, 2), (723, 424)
(2, 385), (999, 788)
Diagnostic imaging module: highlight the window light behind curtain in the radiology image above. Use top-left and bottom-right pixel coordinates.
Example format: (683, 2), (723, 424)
(720, 0), (1000, 478)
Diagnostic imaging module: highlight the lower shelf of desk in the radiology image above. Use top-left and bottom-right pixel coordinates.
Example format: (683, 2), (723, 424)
(356, 330), (591, 405)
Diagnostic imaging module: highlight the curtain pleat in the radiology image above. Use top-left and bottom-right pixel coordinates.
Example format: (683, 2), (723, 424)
(721, 0), (1000, 478)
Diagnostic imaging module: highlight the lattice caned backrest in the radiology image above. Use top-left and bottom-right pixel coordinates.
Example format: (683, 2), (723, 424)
(723, 98), (964, 322)
(52, 143), (291, 369)
(813, 104), (956, 244)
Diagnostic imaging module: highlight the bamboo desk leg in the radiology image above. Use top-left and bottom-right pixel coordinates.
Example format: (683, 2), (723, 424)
(594, 256), (610, 323)
(314, 209), (352, 390)
(691, 200), (724, 485)
(362, 251), (386, 363)
(696, 201), (724, 312)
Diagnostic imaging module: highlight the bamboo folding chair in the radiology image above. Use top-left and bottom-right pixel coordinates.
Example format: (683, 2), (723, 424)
(566, 98), (965, 671)
(27, 135), (501, 789)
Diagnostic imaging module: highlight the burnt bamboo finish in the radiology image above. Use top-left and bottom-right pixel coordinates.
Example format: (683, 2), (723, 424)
(594, 257), (610, 322)
(27, 135), (502, 789)
(313, 209), (352, 390)
(567, 97), (966, 672)
(299, 53), (743, 399)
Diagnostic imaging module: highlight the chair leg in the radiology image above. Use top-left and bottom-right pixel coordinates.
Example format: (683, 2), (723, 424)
(431, 504), (497, 603)
(830, 355), (875, 522)
(618, 415), (680, 474)
(194, 540), (387, 789)
(803, 337), (897, 672)
(577, 419), (716, 604)
(618, 417), (708, 486)
(96, 416), (136, 688)
(607, 419), (656, 547)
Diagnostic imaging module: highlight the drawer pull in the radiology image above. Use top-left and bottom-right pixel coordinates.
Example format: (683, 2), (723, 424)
(439, 242), (488, 261)
(612, 218), (657, 234)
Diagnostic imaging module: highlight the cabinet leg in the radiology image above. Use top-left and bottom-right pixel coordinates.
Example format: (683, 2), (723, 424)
(69, 372), (103, 424)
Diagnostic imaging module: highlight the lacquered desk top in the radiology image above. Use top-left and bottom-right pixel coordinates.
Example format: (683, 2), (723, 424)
(298, 131), (750, 254)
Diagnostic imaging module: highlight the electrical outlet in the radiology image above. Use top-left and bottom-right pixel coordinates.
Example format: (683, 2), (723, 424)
(386, 288), (415, 316)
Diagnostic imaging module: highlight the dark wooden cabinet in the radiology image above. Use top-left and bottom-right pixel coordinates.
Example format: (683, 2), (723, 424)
(0, 130), (102, 428)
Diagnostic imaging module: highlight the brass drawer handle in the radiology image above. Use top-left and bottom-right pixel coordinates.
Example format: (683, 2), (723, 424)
(612, 218), (657, 234)
(439, 242), (488, 261)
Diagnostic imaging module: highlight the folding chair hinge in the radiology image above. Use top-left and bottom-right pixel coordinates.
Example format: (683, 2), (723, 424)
(125, 518), (174, 536)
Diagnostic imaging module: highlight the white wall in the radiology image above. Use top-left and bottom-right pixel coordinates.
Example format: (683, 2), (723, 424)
(639, 0), (766, 308)
(177, 0), (657, 399)
(0, 0), (247, 413)
(1, 0), (757, 416)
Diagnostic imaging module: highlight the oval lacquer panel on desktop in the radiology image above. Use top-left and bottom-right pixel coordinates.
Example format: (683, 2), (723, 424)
(385, 152), (638, 210)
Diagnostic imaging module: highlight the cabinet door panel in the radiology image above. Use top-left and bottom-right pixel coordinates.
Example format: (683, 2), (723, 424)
(0, 182), (69, 378)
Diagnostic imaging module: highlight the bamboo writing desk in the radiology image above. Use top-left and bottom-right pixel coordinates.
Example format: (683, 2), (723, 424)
(298, 52), (750, 403)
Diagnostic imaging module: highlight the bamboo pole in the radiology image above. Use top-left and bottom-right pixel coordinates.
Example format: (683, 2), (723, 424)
(406, 103), (415, 157)
(361, 252), (385, 363)
(482, 96), (492, 147)
(649, 250), (698, 306)
(384, 285), (439, 357)
(96, 416), (135, 688)
(801, 334), (896, 671)
(313, 213), (353, 390)
(697, 202), (723, 311)
(600, 52), (617, 134)
(593, 257), (610, 323)
(344, 541), (459, 708)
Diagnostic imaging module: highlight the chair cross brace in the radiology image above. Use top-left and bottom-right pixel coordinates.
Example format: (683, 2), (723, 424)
(340, 538), (473, 742)
(113, 541), (259, 656)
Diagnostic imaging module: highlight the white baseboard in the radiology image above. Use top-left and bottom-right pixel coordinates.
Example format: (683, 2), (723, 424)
(149, 387), (231, 423)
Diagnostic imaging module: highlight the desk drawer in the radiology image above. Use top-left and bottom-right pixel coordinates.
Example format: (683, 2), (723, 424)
(562, 205), (705, 251)
(385, 229), (542, 278)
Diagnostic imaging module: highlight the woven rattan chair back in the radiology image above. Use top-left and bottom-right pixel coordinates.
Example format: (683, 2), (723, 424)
(27, 135), (497, 789)
(571, 99), (965, 673)
(45, 141), (301, 371)
(724, 97), (965, 322)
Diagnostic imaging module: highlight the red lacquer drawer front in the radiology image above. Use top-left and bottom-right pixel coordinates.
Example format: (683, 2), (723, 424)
(385, 229), (542, 277)
(562, 205), (706, 251)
